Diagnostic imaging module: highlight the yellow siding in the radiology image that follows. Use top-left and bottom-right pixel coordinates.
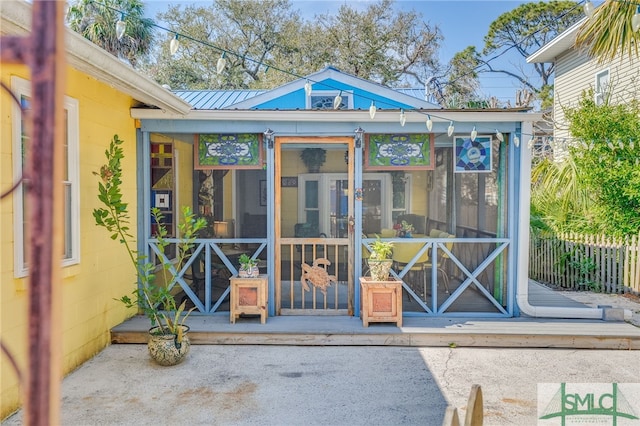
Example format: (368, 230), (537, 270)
(175, 137), (194, 226)
(1, 64), (139, 419)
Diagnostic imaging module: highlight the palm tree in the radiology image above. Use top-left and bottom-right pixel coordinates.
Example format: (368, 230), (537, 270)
(67, 0), (155, 67)
(575, 0), (640, 61)
(530, 155), (594, 233)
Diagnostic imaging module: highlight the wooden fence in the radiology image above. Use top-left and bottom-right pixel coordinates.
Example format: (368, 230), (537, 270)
(529, 231), (640, 294)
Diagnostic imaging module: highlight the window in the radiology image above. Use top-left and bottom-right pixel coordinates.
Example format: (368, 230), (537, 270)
(307, 91), (352, 110)
(595, 69), (610, 106)
(298, 173), (396, 237)
(12, 76), (80, 277)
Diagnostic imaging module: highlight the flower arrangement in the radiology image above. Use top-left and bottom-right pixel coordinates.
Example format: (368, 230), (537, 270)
(394, 220), (415, 237)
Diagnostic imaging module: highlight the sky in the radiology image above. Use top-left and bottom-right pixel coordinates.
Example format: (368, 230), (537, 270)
(143, 0), (559, 104)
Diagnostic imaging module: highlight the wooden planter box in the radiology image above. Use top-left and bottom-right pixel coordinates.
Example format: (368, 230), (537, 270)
(360, 277), (403, 327)
(230, 275), (268, 324)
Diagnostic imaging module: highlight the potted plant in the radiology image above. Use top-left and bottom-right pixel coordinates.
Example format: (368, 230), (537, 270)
(94, 135), (206, 366)
(361, 236), (402, 327)
(393, 220), (415, 238)
(300, 148), (326, 173)
(367, 236), (394, 281)
(238, 253), (259, 278)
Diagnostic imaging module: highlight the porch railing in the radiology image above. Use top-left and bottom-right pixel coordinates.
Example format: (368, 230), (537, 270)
(147, 238), (267, 314)
(529, 231), (640, 294)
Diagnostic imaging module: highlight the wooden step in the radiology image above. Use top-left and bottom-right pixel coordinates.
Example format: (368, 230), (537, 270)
(111, 315), (640, 349)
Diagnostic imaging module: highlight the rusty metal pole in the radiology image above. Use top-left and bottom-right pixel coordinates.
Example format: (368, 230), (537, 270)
(0, 1), (67, 424)
(25, 1), (65, 424)
(1, 0), (66, 423)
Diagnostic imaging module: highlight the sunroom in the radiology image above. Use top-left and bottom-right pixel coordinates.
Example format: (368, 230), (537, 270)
(132, 67), (539, 319)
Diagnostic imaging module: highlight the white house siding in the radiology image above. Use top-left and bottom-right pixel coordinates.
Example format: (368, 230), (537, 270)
(553, 48), (639, 146)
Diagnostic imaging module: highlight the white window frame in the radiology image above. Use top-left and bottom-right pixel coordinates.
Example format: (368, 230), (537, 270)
(298, 173), (395, 236)
(12, 76), (80, 277)
(594, 68), (610, 106)
(306, 90), (353, 110)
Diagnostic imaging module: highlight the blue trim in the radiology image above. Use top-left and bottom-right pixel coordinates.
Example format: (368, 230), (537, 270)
(511, 124), (522, 316)
(267, 141), (276, 317)
(139, 130), (151, 279)
(354, 137), (363, 318)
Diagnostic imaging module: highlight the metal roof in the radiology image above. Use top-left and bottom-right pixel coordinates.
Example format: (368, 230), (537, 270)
(527, 18), (585, 64)
(173, 90), (266, 110)
(174, 87), (431, 110)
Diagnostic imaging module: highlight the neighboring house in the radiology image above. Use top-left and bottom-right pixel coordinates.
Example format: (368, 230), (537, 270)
(527, 18), (640, 144)
(0, 1), (190, 418)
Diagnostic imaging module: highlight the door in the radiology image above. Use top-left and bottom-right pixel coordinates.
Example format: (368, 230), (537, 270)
(275, 137), (354, 315)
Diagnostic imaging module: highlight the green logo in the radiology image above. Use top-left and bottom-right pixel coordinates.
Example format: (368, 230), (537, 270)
(539, 383), (639, 425)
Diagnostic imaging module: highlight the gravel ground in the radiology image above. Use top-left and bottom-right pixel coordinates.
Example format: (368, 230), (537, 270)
(541, 284), (640, 327)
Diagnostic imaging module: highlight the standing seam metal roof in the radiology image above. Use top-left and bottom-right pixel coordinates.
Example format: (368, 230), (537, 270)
(173, 88), (429, 110)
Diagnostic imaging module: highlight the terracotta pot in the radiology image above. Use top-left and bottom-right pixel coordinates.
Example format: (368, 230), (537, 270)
(147, 325), (190, 366)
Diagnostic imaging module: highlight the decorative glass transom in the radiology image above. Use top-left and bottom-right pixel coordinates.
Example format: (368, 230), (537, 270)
(366, 133), (434, 170)
(195, 133), (262, 169)
(310, 95), (349, 110)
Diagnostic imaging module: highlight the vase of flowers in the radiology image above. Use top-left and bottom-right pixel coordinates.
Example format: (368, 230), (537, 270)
(394, 220), (415, 238)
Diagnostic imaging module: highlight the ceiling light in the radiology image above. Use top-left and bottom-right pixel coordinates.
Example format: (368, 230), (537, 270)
(426, 115), (433, 132)
(470, 126), (477, 141)
(399, 109), (406, 126)
(514, 135), (520, 147)
(447, 121), (454, 137)
(369, 101), (376, 119)
(495, 129), (504, 142)
(304, 81), (312, 96)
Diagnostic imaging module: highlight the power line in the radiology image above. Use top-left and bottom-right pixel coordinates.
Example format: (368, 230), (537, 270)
(80, 0), (595, 141)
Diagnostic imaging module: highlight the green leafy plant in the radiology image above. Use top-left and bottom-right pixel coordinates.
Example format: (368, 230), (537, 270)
(238, 253), (258, 269)
(300, 148), (326, 172)
(369, 236), (394, 260)
(94, 134), (206, 337)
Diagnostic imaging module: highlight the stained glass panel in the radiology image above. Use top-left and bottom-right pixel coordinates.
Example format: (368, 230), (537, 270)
(195, 133), (263, 169)
(365, 133), (434, 170)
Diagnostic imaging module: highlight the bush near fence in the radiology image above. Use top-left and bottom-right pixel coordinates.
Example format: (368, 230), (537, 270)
(529, 231), (640, 294)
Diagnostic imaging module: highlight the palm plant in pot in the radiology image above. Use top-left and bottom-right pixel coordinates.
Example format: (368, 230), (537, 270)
(367, 236), (394, 281)
(94, 135), (206, 366)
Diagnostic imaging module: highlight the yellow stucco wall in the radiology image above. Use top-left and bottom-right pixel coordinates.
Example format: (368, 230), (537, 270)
(1, 64), (139, 419)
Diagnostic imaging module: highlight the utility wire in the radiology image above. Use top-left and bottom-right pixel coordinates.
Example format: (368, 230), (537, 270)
(80, 0), (628, 142)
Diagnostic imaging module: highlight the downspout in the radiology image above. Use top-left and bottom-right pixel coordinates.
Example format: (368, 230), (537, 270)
(516, 122), (603, 319)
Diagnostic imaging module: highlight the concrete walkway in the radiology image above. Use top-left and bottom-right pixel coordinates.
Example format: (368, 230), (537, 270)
(3, 345), (639, 425)
(4, 283), (640, 425)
